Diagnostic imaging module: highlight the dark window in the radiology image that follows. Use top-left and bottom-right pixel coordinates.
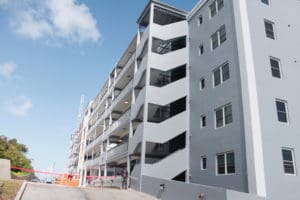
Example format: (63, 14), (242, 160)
(215, 108), (223, 128)
(217, 152), (235, 175)
(214, 68), (221, 86)
(215, 103), (232, 128)
(200, 78), (205, 90)
(150, 65), (186, 87)
(213, 62), (230, 87)
(211, 25), (226, 50)
(282, 148), (296, 174)
(201, 156), (207, 170)
(226, 152), (235, 173)
(198, 15), (203, 26)
(211, 32), (219, 50)
(152, 36), (186, 54)
(270, 57), (281, 78)
(210, 0), (224, 18)
(199, 44), (204, 55)
(201, 115), (206, 128)
(148, 97), (186, 123)
(219, 25), (226, 44)
(261, 0), (269, 5)
(276, 100), (288, 123)
(217, 154), (225, 174)
(265, 20), (275, 39)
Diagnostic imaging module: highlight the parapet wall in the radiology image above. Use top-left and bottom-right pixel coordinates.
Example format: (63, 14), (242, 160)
(141, 176), (266, 200)
(0, 159), (11, 180)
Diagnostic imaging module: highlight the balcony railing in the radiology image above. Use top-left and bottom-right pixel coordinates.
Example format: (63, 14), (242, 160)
(110, 109), (131, 134)
(107, 142), (128, 162)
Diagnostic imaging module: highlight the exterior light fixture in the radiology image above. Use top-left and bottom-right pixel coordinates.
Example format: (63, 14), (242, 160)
(124, 101), (129, 104)
(160, 184), (165, 191)
(198, 192), (205, 199)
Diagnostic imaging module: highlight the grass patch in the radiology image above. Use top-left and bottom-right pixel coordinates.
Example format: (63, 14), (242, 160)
(11, 171), (29, 177)
(0, 180), (24, 200)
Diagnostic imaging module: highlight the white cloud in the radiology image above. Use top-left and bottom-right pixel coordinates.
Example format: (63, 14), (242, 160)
(11, 0), (100, 43)
(0, 61), (16, 79)
(13, 9), (53, 40)
(7, 96), (33, 117)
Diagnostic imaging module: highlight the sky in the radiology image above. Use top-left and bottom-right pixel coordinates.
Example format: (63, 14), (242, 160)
(0, 0), (199, 176)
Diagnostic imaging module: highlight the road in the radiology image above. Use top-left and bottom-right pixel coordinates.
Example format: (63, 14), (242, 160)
(20, 183), (157, 200)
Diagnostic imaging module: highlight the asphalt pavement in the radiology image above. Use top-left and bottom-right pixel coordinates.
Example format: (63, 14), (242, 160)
(20, 183), (157, 200)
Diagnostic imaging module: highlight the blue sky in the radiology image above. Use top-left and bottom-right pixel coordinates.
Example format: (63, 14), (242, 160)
(0, 0), (199, 175)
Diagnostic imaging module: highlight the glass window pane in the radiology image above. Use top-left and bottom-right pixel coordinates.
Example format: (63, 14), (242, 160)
(219, 25), (226, 44)
(202, 157), (207, 169)
(276, 101), (286, 112)
(214, 69), (221, 86)
(226, 152), (235, 173)
(271, 68), (281, 78)
(216, 109), (223, 128)
(217, 154), (225, 174)
(217, 0), (224, 11)
(282, 149), (293, 161)
(210, 2), (217, 18)
(211, 32), (219, 49)
(225, 104), (232, 125)
(261, 0), (269, 5)
(222, 63), (230, 82)
(276, 101), (288, 123)
(265, 21), (275, 39)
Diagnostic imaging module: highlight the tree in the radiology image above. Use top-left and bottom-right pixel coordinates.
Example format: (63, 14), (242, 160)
(0, 135), (33, 171)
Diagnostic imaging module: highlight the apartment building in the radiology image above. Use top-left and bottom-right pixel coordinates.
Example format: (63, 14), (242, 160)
(68, 0), (300, 199)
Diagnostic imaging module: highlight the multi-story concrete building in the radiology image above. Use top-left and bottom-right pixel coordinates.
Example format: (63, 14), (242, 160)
(68, 0), (300, 199)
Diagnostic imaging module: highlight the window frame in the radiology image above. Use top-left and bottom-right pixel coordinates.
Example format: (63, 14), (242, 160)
(216, 151), (235, 175)
(269, 56), (282, 79)
(200, 77), (205, 90)
(275, 99), (289, 123)
(199, 44), (204, 56)
(198, 14), (203, 26)
(281, 148), (296, 175)
(211, 25), (226, 50)
(215, 103), (232, 129)
(261, 0), (270, 5)
(209, 0), (224, 19)
(201, 156), (207, 170)
(264, 19), (276, 40)
(200, 114), (206, 128)
(213, 61), (230, 87)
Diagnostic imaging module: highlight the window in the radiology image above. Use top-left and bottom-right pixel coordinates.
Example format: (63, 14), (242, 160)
(270, 57), (281, 78)
(198, 15), (203, 26)
(199, 44), (204, 56)
(282, 148), (296, 175)
(200, 115), (206, 128)
(210, 0), (224, 18)
(215, 104), (232, 128)
(276, 100), (288, 123)
(201, 156), (207, 170)
(261, 0), (269, 5)
(213, 62), (230, 87)
(217, 152), (235, 175)
(211, 25), (226, 50)
(264, 20), (275, 39)
(200, 78), (205, 90)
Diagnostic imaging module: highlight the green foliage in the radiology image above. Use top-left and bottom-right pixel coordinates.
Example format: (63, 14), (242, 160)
(0, 135), (33, 171)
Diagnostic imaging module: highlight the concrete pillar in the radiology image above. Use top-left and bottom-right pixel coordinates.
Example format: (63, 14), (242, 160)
(0, 159), (11, 180)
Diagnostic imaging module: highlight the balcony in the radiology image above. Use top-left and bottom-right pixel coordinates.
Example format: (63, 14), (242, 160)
(110, 109), (131, 134)
(107, 142), (128, 163)
(84, 156), (100, 168)
(111, 79), (133, 110)
(85, 134), (103, 154)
